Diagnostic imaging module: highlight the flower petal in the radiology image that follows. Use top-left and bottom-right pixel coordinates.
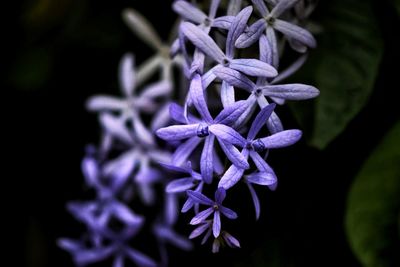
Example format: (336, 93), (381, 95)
(215, 187), (226, 203)
(217, 138), (250, 169)
(173, 1), (208, 24)
(218, 150), (249, 190)
(86, 96), (126, 112)
(272, 54), (307, 84)
(251, 0), (269, 16)
(226, 6), (253, 57)
(212, 16), (234, 29)
(257, 95), (284, 133)
(189, 222), (211, 239)
(229, 58), (277, 77)
(261, 83), (319, 100)
(258, 129), (302, 148)
(189, 74), (213, 123)
(266, 27), (279, 68)
(126, 248), (157, 267)
(201, 135), (215, 184)
(249, 151), (275, 173)
(119, 53), (136, 97)
(246, 171), (277, 186)
(172, 137), (202, 166)
(166, 178), (196, 193)
(99, 113), (132, 144)
(181, 22), (225, 63)
(122, 9), (163, 51)
(274, 19), (316, 48)
(156, 124), (198, 141)
(190, 207), (214, 225)
(246, 182), (261, 220)
(248, 104), (276, 140)
(222, 232), (241, 248)
(187, 190), (214, 206)
(270, 0), (298, 18)
(209, 124), (246, 147)
(139, 80), (171, 99)
(214, 100), (250, 126)
(220, 81), (235, 108)
(213, 211), (221, 237)
(219, 206), (238, 219)
(213, 66), (255, 92)
(235, 19), (266, 48)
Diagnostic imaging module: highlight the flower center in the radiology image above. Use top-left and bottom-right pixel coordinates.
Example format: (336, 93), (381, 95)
(265, 16), (276, 25)
(251, 139), (266, 152)
(197, 124), (210, 137)
(203, 18), (211, 27)
(213, 204), (219, 210)
(222, 58), (230, 67)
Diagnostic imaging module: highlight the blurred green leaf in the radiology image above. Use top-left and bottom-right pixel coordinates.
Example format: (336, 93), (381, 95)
(345, 122), (400, 267)
(292, 0), (383, 149)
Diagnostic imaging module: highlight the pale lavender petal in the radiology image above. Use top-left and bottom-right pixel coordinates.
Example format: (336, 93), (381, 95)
(147, 149), (171, 163)
(122, 9), (163, 51)
(220, 81), (235, 108)
(217, 138), (249, 169)
(166, 178), (195, 193)
(258, 129), (302, 148)
(202, 67), (217, 89)
(190, 207), (214, 224)
(81, 156), (98, 187)
(173, 1), (208, 24)
(246, 171), (277, 185)
(57, 238), (82, 252)
(270, 0), (298, 18)
(155, 225), (193, 250)
(86, 96), (126, 112)
(135, 55), (163, 86)
(229, 58), (277, 77)
(218, 150), (249, 189)
(235, 19), (266, 48)
(226, 6), (253, 58)
(213, 66), (255, 91)
(74, 247), (115, 265)
(99, 113), (132, 144)
(212, 239), (221, 253)
(151, 103), (170, 131)
(119, 53), (135, 97)
(172, 136), (202, 166)
(257, 95), (284, 133)
(200, 135), (214, 184)
(170, 38), (180, 57)
(259, 34), (273, 66)
(109, 201), (143, 226)
(139, 80), (171, 99)
(266, 27), (279, 68)
(209, 0), (221, 18)
(233, 94), (257, 129)
(209, 124), (246, 147)
(169, 103), (200, 124)
(251, 0), (269, 16)
(288, 38), (307, 53)
(187, 190), (214, 206)
(212, 16), (234, 29)
(213, 211), (221, 237)
(190, 73), (213, 123)
(132, 116), (155, 145)
(270, 96), (286, 105)
(261, 83), (319, 100)
(156, 124), (198, 141)
(215, 187), (226, 203)
(219, 206), (238, 219)
(271, 54), (308, 84)
(189, 223), (211, 239)
(181, 22), (225, 63)
(201, 228), (212, 245)
(222, 232), (241, 248)
(213, 150), (224, 175)
(250, 151), (275, 173)
(182, 183), (203, 212)
(102, 150), (137, 189)
(227, 0), (243, 15)
(246, 182), (261, 220)
(214, 100), (250, 126)
(248, 104), (276, 140)
(165, 194), (179, 225)
(274, 19), (316, 48)
(113, 255), (123, 267)
(159, 162), (190, 174)
(126, 248), (157, 267)
(190, 49), (206, 74)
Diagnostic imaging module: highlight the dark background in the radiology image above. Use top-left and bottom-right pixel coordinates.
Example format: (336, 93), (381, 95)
(5, 0), (399, 267)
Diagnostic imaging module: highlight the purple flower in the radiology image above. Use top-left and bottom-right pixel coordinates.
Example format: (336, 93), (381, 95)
(212, 231), (241, 253)
(156, 74), (250, 184)
(218, 104), (302, 191)
(187, 188), (238, 238)
(236, 0), (317, 68)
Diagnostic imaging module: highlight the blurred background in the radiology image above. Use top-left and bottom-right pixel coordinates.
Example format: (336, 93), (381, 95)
(6, 0), (399, 266)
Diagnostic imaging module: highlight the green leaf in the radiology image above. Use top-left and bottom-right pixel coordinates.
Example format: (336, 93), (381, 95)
(345, 122), (400, 267)
(292, 0), (383, 149)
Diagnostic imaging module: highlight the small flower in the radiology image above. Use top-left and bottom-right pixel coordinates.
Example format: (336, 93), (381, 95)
(187, 188), (238, 238)
(236, 0), (317, 68)
(156, 75), (250, 184)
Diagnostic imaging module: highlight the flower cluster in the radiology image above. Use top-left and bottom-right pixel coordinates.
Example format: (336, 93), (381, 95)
(60, 0), (320, 265)
(156, 0), (319, 252)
